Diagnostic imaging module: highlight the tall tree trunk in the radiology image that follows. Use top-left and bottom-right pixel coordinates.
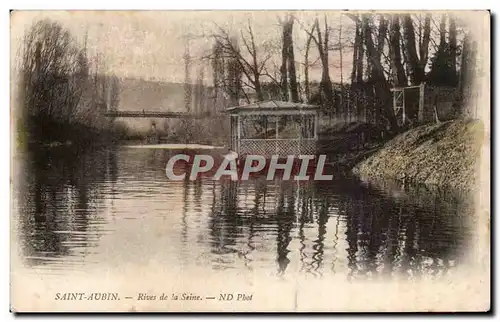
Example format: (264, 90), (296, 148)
(315, 16), (335, 114)
(195, 67), (204, 114)
(373, 15), (387, 125)
(339, 15), (344, 118)
(351, 18), (361, 84)
(211, 40), (225, 112)
(439, 14), (446, 48)
(449, 15), (458, 80)
(280, 20), (289, 101)
(389, 15), (407, 86)
(362, 14), (398, 131)
(377, 15), (387, 53)
(254, 74), (264, 101)
(375, 14), (387, 77)
(227, 49), (242, 106)
(356, 22), (365, 84)
(460, 32), (471, 93)
(402, 14), (423, 85)
(459, 31), (470, 115)
(287, 17), (299, 102)
(418, 14), (431, 74)
(248, 34), (264, 101)
(184, 41), (192, 113)
(304, 29), (313, 102)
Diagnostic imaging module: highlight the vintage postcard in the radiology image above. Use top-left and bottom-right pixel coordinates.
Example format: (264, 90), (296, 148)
(10, 10), (490, 312)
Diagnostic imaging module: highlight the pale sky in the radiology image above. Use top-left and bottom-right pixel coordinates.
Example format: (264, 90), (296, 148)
(10, 10), (353, 84)
(10, 11), (486, 86)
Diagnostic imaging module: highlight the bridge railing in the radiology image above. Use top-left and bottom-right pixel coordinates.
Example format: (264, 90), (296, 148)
(104, 111), (215, 119)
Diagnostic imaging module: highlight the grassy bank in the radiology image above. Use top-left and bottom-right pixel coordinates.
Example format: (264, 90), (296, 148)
(352, 119), (485, 190)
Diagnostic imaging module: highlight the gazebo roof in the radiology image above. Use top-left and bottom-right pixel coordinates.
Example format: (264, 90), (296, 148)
(226, 100), (319, 113)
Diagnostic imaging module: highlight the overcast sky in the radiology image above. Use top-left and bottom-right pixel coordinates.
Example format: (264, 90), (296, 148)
(11, 11), (485, 85)
(11, 10), (355, 84)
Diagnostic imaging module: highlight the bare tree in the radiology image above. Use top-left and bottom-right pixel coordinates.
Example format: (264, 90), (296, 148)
(183, 39), (193, 113)
(353, 14), (398, 131)
(18, 18), (125, 144)
(211, 39), (225, 109)
(210, 38), (244, 106)
(302, 23), (316, 102)
(21, 20), (87, 121)
(180, 39), (193, 142)
(20, 19), (91, 141)
(418, 13), (432, 79)
(278, 13), (299, 102)
(286, 15), (299, 102)
(449, 14), (458, 80)
(211, 21), (273, 102)
(402, 14), (425, 85)
(349, 14), (364, 84)
(338, 15), (344, 87)
(302, 15), (335, 113)
(279, 19), (289, 101)
(427, 13), (459, 86)
(439, 14), (447, 48)
(338, 14), (345, 117)
(194, 66), (206, 115)
(389, 15), (407, 87)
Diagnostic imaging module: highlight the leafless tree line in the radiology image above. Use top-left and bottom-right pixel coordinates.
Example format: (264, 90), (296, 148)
(17, 19), (121, 146)
(200, 12), (478, 133)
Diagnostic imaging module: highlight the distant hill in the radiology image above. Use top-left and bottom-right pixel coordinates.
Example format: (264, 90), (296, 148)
(112, 77), (221, 134)
(117, 77), (189, 112)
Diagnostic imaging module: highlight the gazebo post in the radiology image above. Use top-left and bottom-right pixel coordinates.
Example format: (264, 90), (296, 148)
(237, 115), (241, 154)
(314, 112), (319, 139)
(275, 115), (279, 154)
(298, 114), (303, 154)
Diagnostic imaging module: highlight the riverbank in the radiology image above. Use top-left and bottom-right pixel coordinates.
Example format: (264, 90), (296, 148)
(352, 119), (485, 190)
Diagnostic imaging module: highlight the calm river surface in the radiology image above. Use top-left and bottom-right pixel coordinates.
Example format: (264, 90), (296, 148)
(13, 145), (476, 280)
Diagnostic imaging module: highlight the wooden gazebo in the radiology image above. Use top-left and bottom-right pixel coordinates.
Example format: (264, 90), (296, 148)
(226, 100), (320, 157)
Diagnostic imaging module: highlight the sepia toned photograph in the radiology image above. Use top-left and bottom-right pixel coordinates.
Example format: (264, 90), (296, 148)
(9, 9), (490, 312)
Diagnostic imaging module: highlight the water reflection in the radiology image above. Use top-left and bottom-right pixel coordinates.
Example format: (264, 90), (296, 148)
(14, 147), (117, 272)
(13, 146), (474, 280)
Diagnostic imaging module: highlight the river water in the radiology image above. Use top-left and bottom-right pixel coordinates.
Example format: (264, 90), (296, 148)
(12, 145), (476, 281)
